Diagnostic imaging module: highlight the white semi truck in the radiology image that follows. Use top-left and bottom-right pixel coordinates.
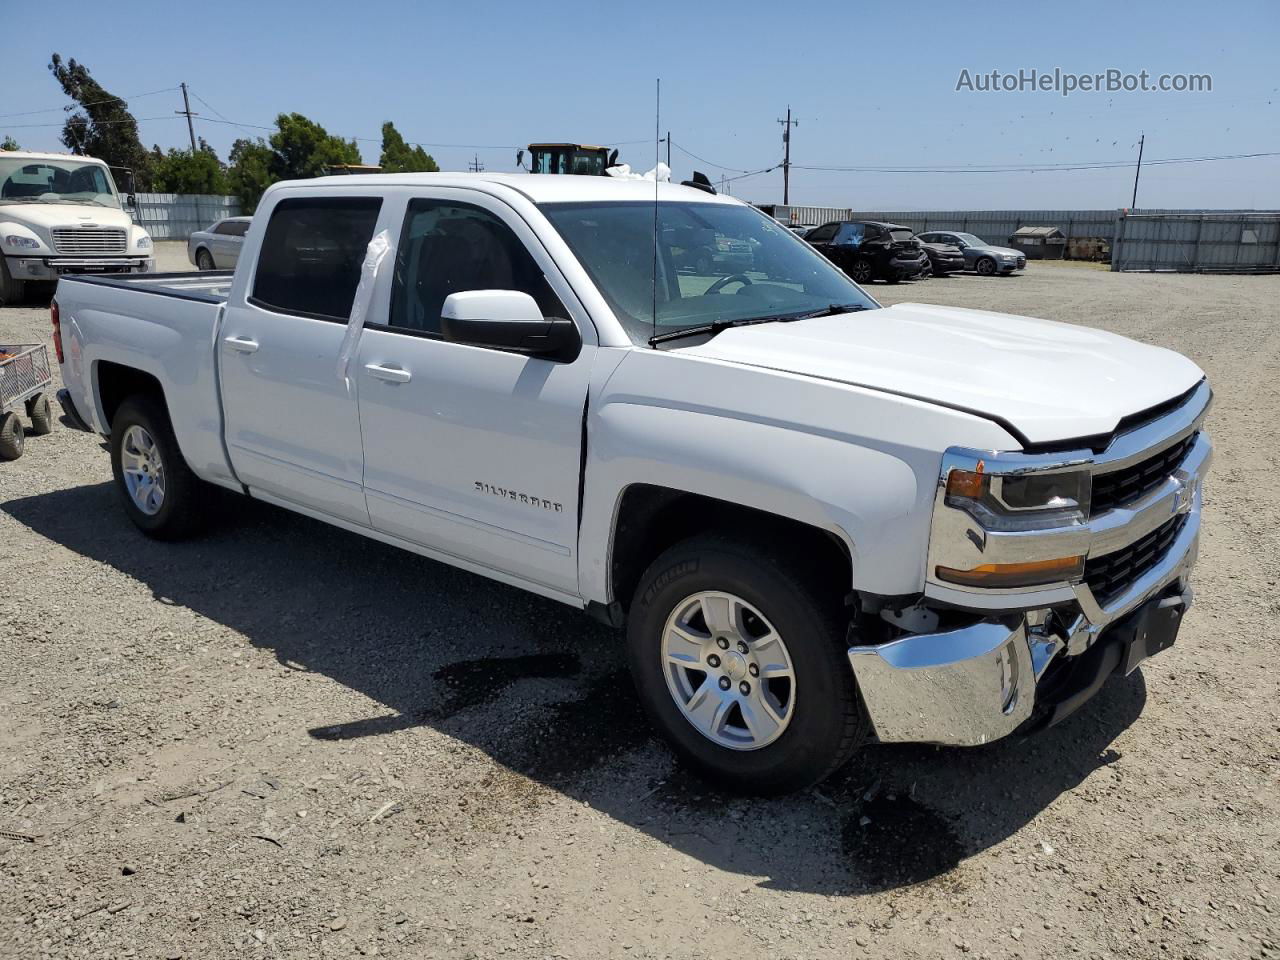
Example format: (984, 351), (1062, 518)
(0, 151), (154, 304)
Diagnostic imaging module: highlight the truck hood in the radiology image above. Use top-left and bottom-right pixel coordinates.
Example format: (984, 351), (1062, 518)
(0, 203), (131, 230)
(685, 302), (1205, 445)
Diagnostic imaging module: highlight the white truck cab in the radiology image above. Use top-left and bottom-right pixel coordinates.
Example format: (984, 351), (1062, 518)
(51, 173), (1211, 794)
(0, 151), (153, 304)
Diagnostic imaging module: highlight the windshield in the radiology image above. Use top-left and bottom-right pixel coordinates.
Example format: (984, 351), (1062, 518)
(0, 157), (120, 207)
(953, 232), (985, 246)
(541, 201), (879, 344)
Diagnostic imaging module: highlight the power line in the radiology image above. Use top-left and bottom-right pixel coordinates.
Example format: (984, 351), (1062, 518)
(4, 115), (183, 129)
(0, 86), (181, 119)
(791, 150), (1280, 175)
(669, 140), (754, 173)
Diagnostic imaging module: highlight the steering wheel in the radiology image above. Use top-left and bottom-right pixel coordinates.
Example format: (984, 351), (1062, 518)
(705, 273), (753, 295)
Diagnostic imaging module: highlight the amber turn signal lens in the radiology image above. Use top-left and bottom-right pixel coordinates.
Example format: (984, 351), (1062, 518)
(936, 555), (1085, 589)
(946, 467), (987, 499)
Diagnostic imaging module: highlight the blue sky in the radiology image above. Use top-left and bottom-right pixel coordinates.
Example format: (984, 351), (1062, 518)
(3, 0), (1277, 209)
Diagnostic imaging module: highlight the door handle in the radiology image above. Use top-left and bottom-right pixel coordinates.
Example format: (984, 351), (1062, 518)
(224, 335), (259, 354)
(364, 363), (412, 384)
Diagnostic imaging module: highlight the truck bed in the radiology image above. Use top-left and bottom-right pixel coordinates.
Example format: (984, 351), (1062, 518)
(59, 271), (234, 304)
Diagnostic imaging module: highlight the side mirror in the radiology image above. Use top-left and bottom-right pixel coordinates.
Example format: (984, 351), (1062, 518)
(441, 290), (581, 363)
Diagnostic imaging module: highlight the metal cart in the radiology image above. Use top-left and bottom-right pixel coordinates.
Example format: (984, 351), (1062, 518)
(0, 343), (54, 460)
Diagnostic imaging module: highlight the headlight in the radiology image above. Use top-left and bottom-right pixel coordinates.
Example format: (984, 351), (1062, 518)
(4, 235), (40, 249)
(943, 466), (1091, 532)
(135, 235), (152, 249)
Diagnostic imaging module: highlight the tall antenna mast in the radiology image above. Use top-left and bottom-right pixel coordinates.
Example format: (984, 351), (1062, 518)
(652, 78), (660, 343)
(1131, 132), (1145, 209)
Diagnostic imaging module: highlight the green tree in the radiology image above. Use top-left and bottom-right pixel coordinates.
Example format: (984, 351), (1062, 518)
(269, 113), (362, 180)
(1, 135), (19, 151)
(48, 54), (152, 189)
(379, 122), (438, 173)
(152, 138), (229, 194)
(227, 137), (276, 213)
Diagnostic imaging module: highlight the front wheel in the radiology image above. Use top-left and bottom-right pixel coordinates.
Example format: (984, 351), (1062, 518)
(26, 392), (53, 435)
(976, 256), (996, 276)
(626, 536), (868, 794)
(109, 395), (208, 539)
(0, 257), (25, 307)
(0, 411), (24, 460)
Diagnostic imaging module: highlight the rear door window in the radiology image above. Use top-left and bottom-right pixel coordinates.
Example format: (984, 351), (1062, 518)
(805, 223), (838, 244)
(833, 223), (864, 245)
(251, 197), (382, 321)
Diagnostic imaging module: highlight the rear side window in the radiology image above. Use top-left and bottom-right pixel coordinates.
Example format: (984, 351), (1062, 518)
(834, 223), (865, 245)
(251, 197), (382, 321)
(225, 220), (249, 238)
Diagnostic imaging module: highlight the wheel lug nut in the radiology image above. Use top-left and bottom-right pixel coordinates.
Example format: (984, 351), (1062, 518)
(748, 663), (759, 677)
(737, 641), (748, 654)
(707, 654), (721, 668)
(716, 637), (729, 650)
(739, 681), (751, 695)
(718, 677), (731, 691)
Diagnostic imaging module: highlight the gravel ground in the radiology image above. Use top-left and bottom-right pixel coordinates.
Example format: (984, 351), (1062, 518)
(1, 246), (1277, 959)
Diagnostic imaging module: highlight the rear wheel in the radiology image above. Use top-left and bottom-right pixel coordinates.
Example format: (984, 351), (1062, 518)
(0, 257), (26, 307)
(627, 536), (868, 795)
(109, 395), (207, 539)
(849, 259), (874, 284)
(196, 248), (215, 271)
(26, 392), (53, 435)
(0, 411), (24, 460)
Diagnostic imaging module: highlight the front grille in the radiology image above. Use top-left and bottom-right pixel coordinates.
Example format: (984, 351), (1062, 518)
(1092, 433), (1196, 514)
(1084, 513), (1187, 606)
(51, 228), (127, 255)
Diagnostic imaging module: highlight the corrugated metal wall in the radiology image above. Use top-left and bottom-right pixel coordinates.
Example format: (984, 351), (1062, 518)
(1111, 213), (1280, 273)
(133, 193), (242, 240)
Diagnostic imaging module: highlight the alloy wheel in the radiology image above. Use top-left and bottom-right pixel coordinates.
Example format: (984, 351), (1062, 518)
(660, 591), (796, 750)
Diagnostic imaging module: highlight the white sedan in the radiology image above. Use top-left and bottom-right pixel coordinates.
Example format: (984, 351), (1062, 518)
(188, 216), (251, 271)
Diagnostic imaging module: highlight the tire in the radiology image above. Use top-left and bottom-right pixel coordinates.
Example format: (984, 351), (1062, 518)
(918, 262), (933, 280)
(626, 535), (869, 795)
(109, 395), (207, 540)
(849, 259), (873, 284)
(0, 411), (24, 460)
(976, 256), (996, 276)
(195, 248), (215, 271)
(26, 392), (53, 436)
(0, 257), (26, 307)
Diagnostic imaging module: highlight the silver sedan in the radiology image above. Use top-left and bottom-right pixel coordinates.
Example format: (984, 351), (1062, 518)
(188, 216), (251, 270)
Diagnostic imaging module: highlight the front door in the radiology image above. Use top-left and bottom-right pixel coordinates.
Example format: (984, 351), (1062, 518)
(355, 190), (595, 595)
(218, 193), (387, 525)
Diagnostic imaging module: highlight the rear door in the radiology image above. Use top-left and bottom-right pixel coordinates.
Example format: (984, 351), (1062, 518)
(217, 219), (249, 268)
(354, 189), (596, 595)
(218, 192), (388, 524)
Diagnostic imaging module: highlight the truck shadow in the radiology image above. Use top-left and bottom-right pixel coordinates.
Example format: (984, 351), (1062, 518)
(4, 482), (1147, 895)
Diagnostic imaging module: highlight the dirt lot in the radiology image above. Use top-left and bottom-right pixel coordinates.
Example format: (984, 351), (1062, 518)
(2, 248), (1277, 959)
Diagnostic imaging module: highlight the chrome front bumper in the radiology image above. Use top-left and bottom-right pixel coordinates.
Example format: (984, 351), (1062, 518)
(7, 255), (153, 280)
(849, 403), (1211, 747)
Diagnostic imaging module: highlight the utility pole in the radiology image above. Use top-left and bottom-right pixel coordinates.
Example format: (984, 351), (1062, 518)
(1131, 132), (1145, 209)
(176, 82), (198, 151)
(469, 154), (485, 172)
(777, 106), (798, 205)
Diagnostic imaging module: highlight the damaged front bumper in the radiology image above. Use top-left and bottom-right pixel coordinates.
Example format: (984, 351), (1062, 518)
(848, 390), (1211, 748)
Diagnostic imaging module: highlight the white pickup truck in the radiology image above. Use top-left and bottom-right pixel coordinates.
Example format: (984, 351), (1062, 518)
(52, 173), (1212, 794)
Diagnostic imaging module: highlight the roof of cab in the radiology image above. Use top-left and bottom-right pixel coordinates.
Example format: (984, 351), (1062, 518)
(280, 172), (742, 205)
(0, 150), (111, 164)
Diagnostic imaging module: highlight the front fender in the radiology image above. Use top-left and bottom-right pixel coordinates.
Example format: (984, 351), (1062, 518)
(579, 401), (923, 602)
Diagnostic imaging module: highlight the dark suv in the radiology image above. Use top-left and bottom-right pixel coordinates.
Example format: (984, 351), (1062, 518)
(805, 220), (928, 283)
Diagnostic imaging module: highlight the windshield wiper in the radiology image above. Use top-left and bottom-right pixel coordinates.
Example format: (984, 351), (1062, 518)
(647, 303), (870, 346)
